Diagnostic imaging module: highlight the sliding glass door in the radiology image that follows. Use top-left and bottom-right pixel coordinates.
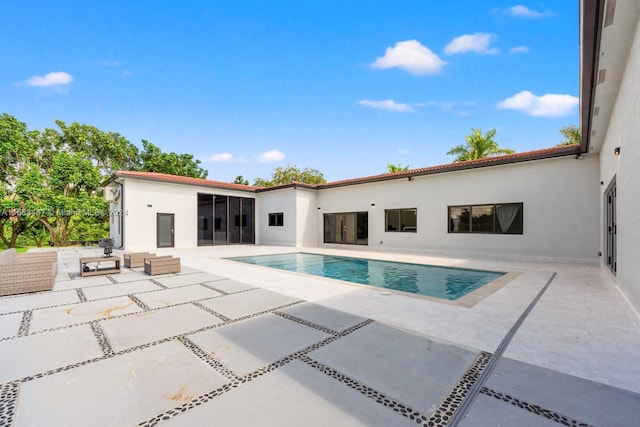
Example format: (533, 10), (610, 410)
(198, 193), (255, 245)
(323, 212), (368, 245)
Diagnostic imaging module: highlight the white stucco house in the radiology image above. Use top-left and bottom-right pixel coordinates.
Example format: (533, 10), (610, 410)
(103, 0), (640, 313)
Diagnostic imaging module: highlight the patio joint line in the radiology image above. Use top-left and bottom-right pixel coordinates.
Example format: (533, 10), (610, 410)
(90, 320), (115, 357)
(106, 276), (118, 284)
(75, 288), (87, 302)
(0, 381), (20, 427)
(480, 387), (594, 427)
(17, 310), (32, 337)
(128, 294), (151, 311)
(273, 311), (340, 336)
(176, 336), (238, 381)
(447, 272), (558, 427)
(148, 279), (168, 289)
(427, 351), (492, 427)
(139, 318), (374, 426)
(301, 355), (432, 425)
(191, 302), (231, 322)
(199, 283), (228, 294)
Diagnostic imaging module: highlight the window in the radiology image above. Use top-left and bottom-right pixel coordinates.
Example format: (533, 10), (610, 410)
(449, 203), (523, 234)
(385, 208), (417, 232)
(268, 212), (284, 227)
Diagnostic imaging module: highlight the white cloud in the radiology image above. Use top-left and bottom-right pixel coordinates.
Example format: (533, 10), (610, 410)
(371, 40), (446, 75)
(358, 99), (414, 113)
(445, 33), (498, 55)
(258, 150), (285, 163)
(507, 5), (552, 18)
(510, 45), (529, 54)
(414, 100), (476, 115)
(207, 153), (233, 162)
(497, 91), (579, 117)
(25, 71), (73, 87)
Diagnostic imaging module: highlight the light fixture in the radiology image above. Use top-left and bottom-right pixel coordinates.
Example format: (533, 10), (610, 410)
(371, 203), (375, 206)
(407, 176), (413, 181)
(614, 146), (621, 155)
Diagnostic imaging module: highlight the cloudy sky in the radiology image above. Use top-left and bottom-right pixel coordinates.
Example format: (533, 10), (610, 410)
(0, 1), (579, 182)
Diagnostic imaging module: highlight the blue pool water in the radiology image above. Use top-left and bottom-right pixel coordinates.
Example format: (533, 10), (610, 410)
(228, 253), (505, 300)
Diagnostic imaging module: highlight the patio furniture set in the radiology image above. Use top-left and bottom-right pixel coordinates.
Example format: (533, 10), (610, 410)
(1, 247), (180, 297)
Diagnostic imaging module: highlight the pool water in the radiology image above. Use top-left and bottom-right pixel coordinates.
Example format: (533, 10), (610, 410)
(228, 253), (505, 300)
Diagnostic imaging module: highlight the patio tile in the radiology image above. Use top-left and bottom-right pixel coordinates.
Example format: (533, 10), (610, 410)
(197, 288), (300, 319)
(152, 271), (227, 288)
(0, 312), (23, 339)
(164, 360), (418, 427)
(102, 304), (223, 352)
(81, 280), (163, 300)
(203, 278), (257, 293)
(0, 325), (102, 383)
(188, 313), (330, 376)
(134, 285), (222, 309)
(61, 275), (114, 286)
(309, 321), (478, 417)
(13, 340), (228, 427)
(279, 303), (367, 332)
(109, 271), (153, 283)
(0, 290), (79, 315)
(30, 296), (143, 332)
(459, 394), (559, 426)
(483, 357), (640, 427)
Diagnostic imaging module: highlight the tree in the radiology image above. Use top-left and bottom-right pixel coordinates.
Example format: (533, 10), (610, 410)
(138, 140), (208, 179)
(447, 128), (515, 162)
(233, 175), (249, 185)
(558, 125), (580, 146)
(387, 163), (409, 173)
(253, 165), (327, 187)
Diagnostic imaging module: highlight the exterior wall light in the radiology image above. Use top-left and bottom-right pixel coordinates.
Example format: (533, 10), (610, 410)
(614, 146), (621, 155)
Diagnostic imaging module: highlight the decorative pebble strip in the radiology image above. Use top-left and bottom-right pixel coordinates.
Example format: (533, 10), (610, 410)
(148, 279), (168, 289)
(138, 319), (375, 426)
(0, 382), (19, 427)
(273, 311), (341, 336)
(128, 294), (151, 311)
(90, 320), (115, 357)
(480, 387), (594, 427)
(176, 336), (238, 381)
(190, 301), (231, 322)
(76, 288), (88, 302)
(199, 283), (228, 294)
(16, 310), (32, 337)
(301, 355), (431, 425)
(425, 351), (492, 426)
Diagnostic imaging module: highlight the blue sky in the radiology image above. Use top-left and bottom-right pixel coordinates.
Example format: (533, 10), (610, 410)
(0, 1), (579, 183)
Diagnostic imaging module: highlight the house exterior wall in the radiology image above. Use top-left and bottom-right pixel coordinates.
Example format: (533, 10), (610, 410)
(295, 188), (318, 247)
(317, 155), (600, 260)
(255, 188), (298, 246)
(599, 17), (640, 310)
(121, 179), (255, 250)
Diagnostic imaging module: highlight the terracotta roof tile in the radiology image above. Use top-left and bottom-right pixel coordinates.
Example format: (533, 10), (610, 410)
(114, 171), (260, 191)
(113, 145), (581, 191)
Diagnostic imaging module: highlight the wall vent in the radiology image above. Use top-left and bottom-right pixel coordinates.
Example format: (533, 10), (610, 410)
(604, 0), (616, 27)
(597, 69), (606, 84)
(594, 106), (600, 116)
(591, 130), (597, 136)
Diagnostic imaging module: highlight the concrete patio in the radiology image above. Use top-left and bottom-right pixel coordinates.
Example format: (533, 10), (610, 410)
(1, 246), (639, 426)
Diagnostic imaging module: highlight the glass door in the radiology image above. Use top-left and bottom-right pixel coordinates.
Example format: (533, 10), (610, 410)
(606, 180), (616, 274)
(157, 213), (174, 248)
(323, 212), (367, 245)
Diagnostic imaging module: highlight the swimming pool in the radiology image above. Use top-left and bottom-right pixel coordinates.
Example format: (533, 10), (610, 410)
(228, 253), (505, 300)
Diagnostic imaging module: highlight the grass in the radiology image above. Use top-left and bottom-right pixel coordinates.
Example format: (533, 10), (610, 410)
(0, 246), (30, 253)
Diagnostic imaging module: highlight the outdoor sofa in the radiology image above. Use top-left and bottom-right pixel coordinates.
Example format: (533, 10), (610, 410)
(144, 255), (181, 276)
(0, 249), (58, 297)
(123, 251), (156, 268)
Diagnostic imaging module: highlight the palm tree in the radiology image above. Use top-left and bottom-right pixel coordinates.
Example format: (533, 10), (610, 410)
(447, 128), (515, 162)
(387, 163), (409, 173)
(558, 125), (580, 146)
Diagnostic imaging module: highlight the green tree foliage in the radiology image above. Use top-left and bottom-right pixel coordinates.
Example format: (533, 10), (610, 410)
(253, 165), (327, 187)
(0, 113), (208, 247)
(138, 140), (207, 179)
(233, 175), (250, 185)
(558, 125), (581, 146)
(387, 163), (409, 173)
(447, 128), (515, 162)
